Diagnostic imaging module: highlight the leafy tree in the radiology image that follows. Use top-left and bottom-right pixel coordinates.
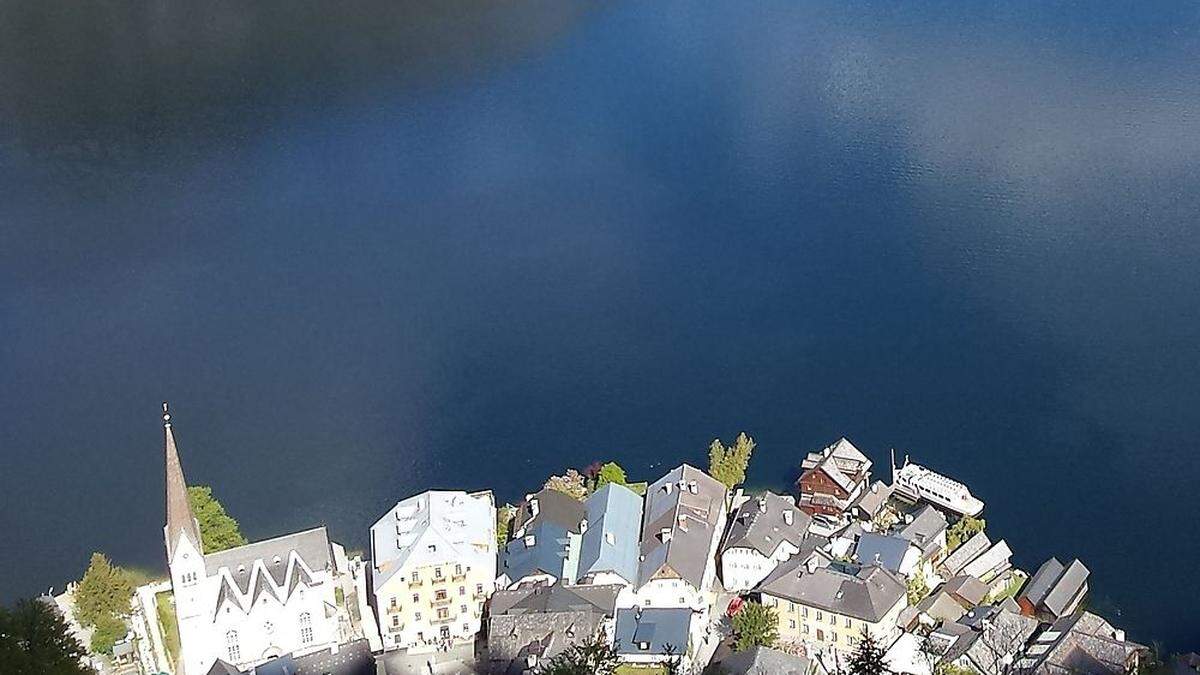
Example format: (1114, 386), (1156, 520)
(945, 515), (985, 551)
(661, 644), (684, 675)
(848, 630), (890, 675)
(907, 574), (930, 606)
(595, 462), (628, 489)
(89, 613), (127, 655)
(732, 601), (779, 651)
(0, 598), (93, 674)
(543, 469), (589, 500)
(74, 553), (133, 628)
(188, 485), (248, 553)
(536, 633), (618, 674)
(708, 432), (756, 489)
(496, 503), (517, 547)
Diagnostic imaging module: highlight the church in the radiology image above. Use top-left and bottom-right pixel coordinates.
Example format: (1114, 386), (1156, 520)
(161, 403), (346, 675)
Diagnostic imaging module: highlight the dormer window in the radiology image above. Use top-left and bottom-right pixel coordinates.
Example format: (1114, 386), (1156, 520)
(237, 565), (246, 575)
(272, 556), (282, 565)
(605, 532), (615, 545)
(524, 535), (536, 548)
(428, 544), (437, 553)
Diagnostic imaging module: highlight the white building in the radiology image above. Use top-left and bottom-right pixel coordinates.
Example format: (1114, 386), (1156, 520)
(719, 492), (812, 592)
(369, 489), (496, 654)
(162, 405), (343, 675)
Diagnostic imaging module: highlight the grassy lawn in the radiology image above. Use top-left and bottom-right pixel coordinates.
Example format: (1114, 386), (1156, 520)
(155, 590), (180, 668)
(990, 570), (1029, 602)
(615, 666), (668, 675)
(625, 482), (649, 496)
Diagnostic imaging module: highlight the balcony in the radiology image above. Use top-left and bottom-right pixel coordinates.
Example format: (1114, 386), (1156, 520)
(387, 604), (403, 614)
(450, 571), (467, 582)
(431, 615), (455, 626)
(430, 596), (453, 607)
(407, 579), (424, 589)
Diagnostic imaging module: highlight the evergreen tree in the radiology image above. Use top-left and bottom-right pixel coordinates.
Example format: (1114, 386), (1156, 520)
(536, 634), (618, 674)
(946, 515), (986, 551)
(0, 598), (93, 675)
(89, 613), (127, 655)
(708, 432), (756, 489)
(74, 553), (133, 628)
(848, 631), (890, 675)
(732, 601), (780, 651)
(188, 485), (248, 553)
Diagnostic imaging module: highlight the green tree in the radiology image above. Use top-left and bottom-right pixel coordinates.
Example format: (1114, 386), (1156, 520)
(496, 503), (517, 547)
(536, 633), (618, 675)
(188, 485), (248, 553)
(907, 574), (930, 606)
(732, 601), (779, 651)
(89, 613), (127, 655)
(74, 553), (133, 628)
(0, 598), (93, 675)
(708, 432), (756, 489)
(595, 462), (628, 489)
(946, 515), (985, 551)
(848, 630), (890, 675)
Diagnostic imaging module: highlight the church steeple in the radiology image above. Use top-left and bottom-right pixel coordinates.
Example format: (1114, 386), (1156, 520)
(163, 402), (202, 562)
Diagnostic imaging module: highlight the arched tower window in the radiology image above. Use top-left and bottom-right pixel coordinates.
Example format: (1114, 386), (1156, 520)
(299, 612), (313, 645)
(226, 630), (240, 661)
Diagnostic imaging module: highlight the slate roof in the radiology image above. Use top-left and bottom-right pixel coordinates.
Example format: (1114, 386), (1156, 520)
(897, 505), (948, 555)
(488, 584), (619, 672)
(1042, 560), (1089, 617)
(205, 526), (333, 596)
(960, 540), (1012, 581)
(577, 483), (643, 584)
(722, 492), (811, 557)
(1021, 558), (1065, 607)
(757, 562), (905, 623)
(512, 489), (587, 535)
(719, 646), (812, 674)
(1014, 611), (1145, 675)
(489, 583), (621, 617)
(942, 575), (990, 607)
(941, 607), (1039, 674)
(941, 531), (992, 576)
(638, 464), (727, 589)
(853, 481), (894, 518)
(854, 533), (913, 574)
(917, 590), (970, 623)
(500, 518), (574, 583)
(613, 607), (693, 656)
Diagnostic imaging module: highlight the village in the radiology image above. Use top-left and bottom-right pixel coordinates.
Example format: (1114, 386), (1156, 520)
(47, 406), (1162, 675)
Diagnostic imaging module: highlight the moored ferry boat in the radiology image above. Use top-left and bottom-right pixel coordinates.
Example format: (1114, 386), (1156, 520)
(891, 451), (984, 517)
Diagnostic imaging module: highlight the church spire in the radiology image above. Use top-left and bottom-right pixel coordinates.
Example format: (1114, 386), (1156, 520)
(164, 402), (202, 562)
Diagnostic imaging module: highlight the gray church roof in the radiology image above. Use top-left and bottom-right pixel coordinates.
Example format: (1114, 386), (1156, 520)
(577, 483), (643, 584)
(722, 492), (811, 557)
(613, 607), (693, 656)
(205, 526), (333, 594)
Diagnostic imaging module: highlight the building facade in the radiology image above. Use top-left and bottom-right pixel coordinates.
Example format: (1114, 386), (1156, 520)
(369, 489), (497, 653)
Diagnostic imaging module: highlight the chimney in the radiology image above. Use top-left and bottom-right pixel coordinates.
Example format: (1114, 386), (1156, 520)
(579, 518), (588, 534)
(659, 527), (672, 542)
(677, 514), (689, 532)
(758, 497), (768, 513)
(528, 497), (540, 520)
(805, 556), (818, 574)
(688, 481), (699, 494)
(783, 510), (794, 526)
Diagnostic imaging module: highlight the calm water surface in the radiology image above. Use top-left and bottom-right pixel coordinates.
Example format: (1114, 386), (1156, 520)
(2, 0), (1198, 650)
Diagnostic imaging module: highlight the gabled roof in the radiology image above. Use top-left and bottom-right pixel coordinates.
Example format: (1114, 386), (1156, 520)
(577, 483), (643, 584)
(757, 562), (905, 623)
(500, 517), (575, 583)
(205, 526), (332, 593)
(854, 533), (913, 574)
(917, 590), (970, 623)
(512, 489), (586, 535)
(488, 583), (620, 669)
(897, 505), (948, 554)
(941, 531), (992, 576)
(637, 464), (727, 589)
(490, 583), (621, 617)
(1021, 558), (1065, 607)
(720, 646), (811, 674)
(722, 492), (811, 557)
(613, 607), (693, 656)
(1043, 559), (1089, 617)
(853, 481), (894, 518)
(370, 490), (494, 589)
(960, 540), (1012, 581)
(942, 575), (989, 607)
(1015, 611), (1145, 674)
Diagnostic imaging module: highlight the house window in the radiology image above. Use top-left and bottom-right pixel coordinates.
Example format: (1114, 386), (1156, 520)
(816, 611), (823, 621)
(435, 590), (447, 601)
(299, 612), (313, 645)
(263, 620), (274, 635)
(391, 615), (399, 627)
(802, 624), (809, 634)
(226, 630), (240, 662)
(789, 620), (797, 629)
(829, 614), (836, 625)
(435, 567), (443, 579)
(415, 612), (422, 621)
(437, 608), (449, 619)
(816, 629), (824, 642)
(845, 617), (852, 628)
(802, 607), (809, 618)
(462, 623), (469, 632)
(460, 604), (468, 613)
(412, 570), (420, 581)
(389, 596), (397, 609)
(455, 564), (463, 575)
(459, 586), (466, 596)
(412, 593), (419, 603)
(475, 583), (484, 595)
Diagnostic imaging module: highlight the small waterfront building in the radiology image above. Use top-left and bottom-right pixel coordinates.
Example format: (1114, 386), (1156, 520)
(1017, 557), (1089, 622)
(575, 483), (643, 587)
(498, 489), (585, 589)
(1013, 611), (1145, 675)
(796, 439), (873, 531)
(896, 505), (949, 565)
(720, 492), (812, 592)
(757, 561), (907, 658)
(486, 582), (622, 674)
(941, 574), (990, 608)
(851, 481), (894, 523)
(161, 405), (344, 675)
(960, 539), (1013, 583)
(369, 489), (497, 654)
(613, 607), (695, 670)
(940, 530), (992, 577)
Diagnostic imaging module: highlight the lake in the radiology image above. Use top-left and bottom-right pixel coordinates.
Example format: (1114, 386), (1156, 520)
(2, 0), (1198, 651)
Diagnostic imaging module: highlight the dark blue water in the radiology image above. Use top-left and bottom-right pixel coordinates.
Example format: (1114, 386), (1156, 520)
(2, 0), (1198, 651)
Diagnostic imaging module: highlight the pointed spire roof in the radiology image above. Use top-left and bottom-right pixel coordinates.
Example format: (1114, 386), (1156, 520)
(163, 402), (202, 562)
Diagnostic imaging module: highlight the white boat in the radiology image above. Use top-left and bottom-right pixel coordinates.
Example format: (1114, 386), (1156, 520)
(891, 451), (984, 517)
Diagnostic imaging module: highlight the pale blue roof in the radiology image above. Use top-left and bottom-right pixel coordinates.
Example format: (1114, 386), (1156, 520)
(500, 519), (574, 582)
(577, 483), (643, 584)
(855, 533), (911, 573)
(614, 607), (692, 656)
